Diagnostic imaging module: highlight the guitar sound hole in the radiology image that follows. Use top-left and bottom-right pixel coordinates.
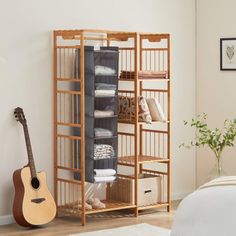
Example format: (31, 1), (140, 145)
(31, 177), (40, 189)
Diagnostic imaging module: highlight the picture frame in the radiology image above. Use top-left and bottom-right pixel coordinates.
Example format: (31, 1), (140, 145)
(220, 38), (236, 70)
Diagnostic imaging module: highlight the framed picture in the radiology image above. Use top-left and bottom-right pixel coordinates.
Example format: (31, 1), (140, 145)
(220, 38), (236, 70)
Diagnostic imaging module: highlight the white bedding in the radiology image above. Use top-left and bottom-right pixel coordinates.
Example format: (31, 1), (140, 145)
(171, 176), (236, 236)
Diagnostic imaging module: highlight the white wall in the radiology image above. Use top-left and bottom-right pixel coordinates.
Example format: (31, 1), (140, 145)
(0, 0), (196, 221)
(197, 0), (236, 185)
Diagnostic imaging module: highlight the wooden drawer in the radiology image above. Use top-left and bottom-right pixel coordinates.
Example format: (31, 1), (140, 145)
(109, 174), (162, 206)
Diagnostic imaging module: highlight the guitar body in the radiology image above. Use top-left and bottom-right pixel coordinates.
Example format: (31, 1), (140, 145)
(13, 167), (56, 227)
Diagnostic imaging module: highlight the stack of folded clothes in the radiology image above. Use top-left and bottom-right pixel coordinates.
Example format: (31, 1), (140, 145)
(94, 128), (113, 138)
(95, 83), (116, 97)
(94, 144), (114, 160)
(119, 70), (167, 80)
(119, 70), (135, 80)
(138, 70), (167, 79)
(94, 169), (116, 182)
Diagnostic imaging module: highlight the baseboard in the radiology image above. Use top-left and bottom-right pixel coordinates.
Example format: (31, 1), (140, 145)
(0, 214), (15, 226)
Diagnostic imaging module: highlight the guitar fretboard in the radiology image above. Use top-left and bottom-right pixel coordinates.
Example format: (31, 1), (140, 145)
(23, 124), (37, 178)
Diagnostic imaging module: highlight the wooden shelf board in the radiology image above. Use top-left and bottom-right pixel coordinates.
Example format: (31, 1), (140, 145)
(138, 202), (169, 211)
(118, 119), (169, 125)
(57, 78), (81, 82)
(94, 135), (118, 140)
(86, 200), (135, 214)
(118, 155), (170, 165)
(119, 78), (169, 82)
(57, 122), (81, 128)
(58, 200), (135, 216)
(94, 115), (118, 119)
(139, 78), (169, 82)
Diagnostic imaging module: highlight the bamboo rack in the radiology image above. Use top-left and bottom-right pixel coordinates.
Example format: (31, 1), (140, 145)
(53, 29), (171, 225)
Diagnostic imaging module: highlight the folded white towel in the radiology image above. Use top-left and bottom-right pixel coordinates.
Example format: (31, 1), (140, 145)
(94, 176), (116, 183)
(95, 65), (116, 76)
(94, 169), (116, 177)
(95, 90), (116, 97)
(94, 109), (114, 118)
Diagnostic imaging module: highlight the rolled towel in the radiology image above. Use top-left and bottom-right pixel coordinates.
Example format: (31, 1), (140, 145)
(94, 169), (116, 177)
(94, 176), (116, 183)
(146, 98), (166, 122)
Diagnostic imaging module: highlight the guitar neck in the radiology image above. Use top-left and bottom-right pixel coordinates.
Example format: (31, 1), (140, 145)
(23, 124), (37, 178)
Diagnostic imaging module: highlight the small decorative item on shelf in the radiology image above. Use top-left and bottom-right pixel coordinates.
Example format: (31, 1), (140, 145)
(180, 113), (236, 180)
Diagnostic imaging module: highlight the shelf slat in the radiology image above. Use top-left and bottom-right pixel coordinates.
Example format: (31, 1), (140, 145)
(57, 122), (81, 127)
(57, 78), (81, 82)
(138, 202), (169, 211)
(93, 135), (118, 140)
(118, 119), (170, 125)
(58, 200), (135, 216)
(118, 155), (170, 165)
(119, 78), (169, 82)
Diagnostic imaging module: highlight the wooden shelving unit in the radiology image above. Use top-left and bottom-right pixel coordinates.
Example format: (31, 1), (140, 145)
(117, 33), (171, 213)
(53, 29), (170, 225)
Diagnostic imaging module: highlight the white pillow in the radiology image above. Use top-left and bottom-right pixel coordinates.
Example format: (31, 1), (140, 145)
(146, 98), (166, 121)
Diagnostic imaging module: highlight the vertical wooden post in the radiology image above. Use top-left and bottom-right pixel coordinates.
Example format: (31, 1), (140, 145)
(80, 32), (86, 225)
(139, 36), (143, 174)
(53, 31), (58, 214)
(167, 35), (171, 212)
(134, 33), (139, 217)
(106, 35), (111, 202)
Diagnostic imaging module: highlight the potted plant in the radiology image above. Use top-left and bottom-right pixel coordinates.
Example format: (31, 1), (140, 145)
(180, 113), (236, 179)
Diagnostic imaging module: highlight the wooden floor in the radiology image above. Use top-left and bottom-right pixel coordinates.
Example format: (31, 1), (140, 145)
(0, 201), (179, 236)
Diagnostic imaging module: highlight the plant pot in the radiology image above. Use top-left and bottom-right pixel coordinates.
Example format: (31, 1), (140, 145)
(206, 157), (227, 182)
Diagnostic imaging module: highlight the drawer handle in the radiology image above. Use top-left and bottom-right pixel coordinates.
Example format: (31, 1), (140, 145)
(144, 190), (152, 194)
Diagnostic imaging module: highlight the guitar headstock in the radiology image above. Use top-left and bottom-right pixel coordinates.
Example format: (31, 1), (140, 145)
(14, 107), (26, 125)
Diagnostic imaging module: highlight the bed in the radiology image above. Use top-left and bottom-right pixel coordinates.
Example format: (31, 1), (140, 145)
(171, 176), (236, 236)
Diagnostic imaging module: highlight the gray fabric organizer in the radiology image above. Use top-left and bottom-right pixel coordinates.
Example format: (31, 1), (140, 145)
(74, 46), (119, 183)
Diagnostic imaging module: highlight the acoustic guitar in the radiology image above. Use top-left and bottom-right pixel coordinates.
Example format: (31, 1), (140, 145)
(13, 107), (56, 227)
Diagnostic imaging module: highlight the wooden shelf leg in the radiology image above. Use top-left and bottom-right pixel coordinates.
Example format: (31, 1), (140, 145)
(134, 207), (138, 217)
(81, 212), (86, 226)
(106, 183), (111, 201)
(167, 161), (171, 212)
(167, 204), (171, 212)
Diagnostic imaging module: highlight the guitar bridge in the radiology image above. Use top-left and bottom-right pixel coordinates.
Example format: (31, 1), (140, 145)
(31, 198), (46, 204)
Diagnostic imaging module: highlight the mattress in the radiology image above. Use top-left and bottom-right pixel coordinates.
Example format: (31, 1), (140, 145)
(171, 176), (236, 236)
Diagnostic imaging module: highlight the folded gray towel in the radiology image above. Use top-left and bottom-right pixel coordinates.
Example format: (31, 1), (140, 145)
(94, 128), (113, 137)
(95, 83), (117, 90)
